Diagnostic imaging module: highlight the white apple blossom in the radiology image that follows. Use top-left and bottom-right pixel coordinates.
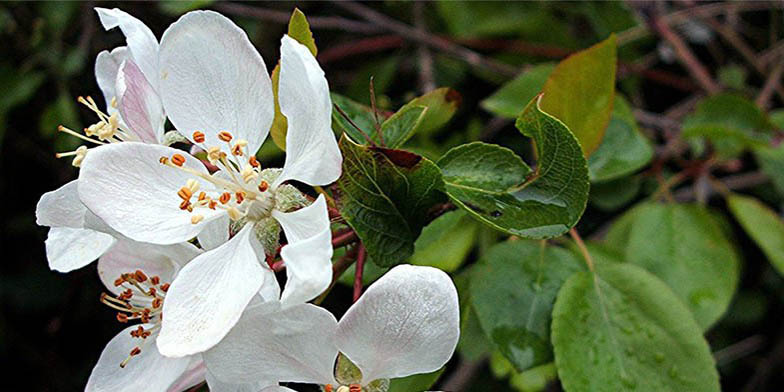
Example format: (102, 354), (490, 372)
(203, 265), (461, 392)
(78, 10), (341, 357)
(86, 239), (280, 392)
(35, 8), (175, 273)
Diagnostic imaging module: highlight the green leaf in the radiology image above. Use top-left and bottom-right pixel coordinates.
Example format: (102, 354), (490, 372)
(388, 368), (444, 392)
(588, 96), (653, 182)
(471, 240), (584, 371)
(682, 93), (773, 158)
(438, 97), (589, 239)
(552, 263), (720, 392)
(409, 210), (477, 272)
(605, 203), (740, 329)
(399, 87), (461, 136)
(336, 135), (446, 266)
(540, 34), (617, 156)
(589, 175), (641, 211)
(380, 105), (428, 148)
(510, 363), (557, 392)
(455, 273), (493, 361)
(728, 194), (784, 277)
(269, 9), (318, 150)
(481, 64), (555, 119)
(331, 93), (380, 143)
(754, 144), (784, 195)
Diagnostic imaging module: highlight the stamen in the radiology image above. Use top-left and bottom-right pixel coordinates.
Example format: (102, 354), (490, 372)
(198, 192), (207, 201)
(151, 276), (160, 285)
(171, 154), (186, 167)
(192, 131), (206, 143)
(349, 385), (362, 392)
(207, 147), (222, 164)
(180, 200), (191, 210)
(325, 385), (334, 392)
(110, 96), (118, 109)
(117, 313), (129, 323)
(186, 179), (200, 193)
(160, 283), (170, 292)
(218, 131), (233, 142)
(57, 125), (105, 145)
(249, 156), (260, 168)
(258, 181), (269, 192)
(241, 166), (257, 183)
(134, 270), (148, 283)
(178, 187), (193, 201)
(191, 214), (204, 224)
(219, 192), (231, 204)
(152, 298), (163, 309)
(227, 207), (243, 220)
(114, 277), (125, 287)
(159, 157), (169, 165)
(231, 144), (243, 156)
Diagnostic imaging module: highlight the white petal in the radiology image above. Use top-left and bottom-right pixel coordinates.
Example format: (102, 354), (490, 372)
(45, 227), (116, 273)
(78, 142), (224, 244)
(98, 239), (200, 295)
(204, 303), (338, 386)
(117, 59), (165, 143)
(167, 357), (206, 392)
(206, 368), (278, 392)
(95, 46), (128, 113)
(86, 327), (191, 392)
(159, 10), (273, 155)
(261, 388), (297, 392)
(36, 180), (85, 228)
(275, 35), (341, 188)
(95, 8), (160, 92)
(157, 225), (267, 357)
(197, 213), (229, 251)
(272, 195), (332, 307)
(335, 265), (460, 382)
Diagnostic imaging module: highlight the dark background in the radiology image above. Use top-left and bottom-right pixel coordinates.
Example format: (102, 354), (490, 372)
(2, 1), (784, 391)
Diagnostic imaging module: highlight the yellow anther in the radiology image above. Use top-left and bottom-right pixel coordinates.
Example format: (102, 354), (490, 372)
(186, 179), (200, 193)
(207, 146), (222, 164)
(190, 214), (204, 224)
(110, 96), (118, 109)
(241, 165), (257, 183)
(71, 146), (88, 167)
(227, 207), (243, 220)
(336, 386), (350, 392)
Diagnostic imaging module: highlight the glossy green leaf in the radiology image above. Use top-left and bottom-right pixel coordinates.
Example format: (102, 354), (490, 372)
(481, 64), (555, 118)
(438, 97), (589, 239)
(337, 135), (445, 266)
(270, 9), (318, 150)
(588, 96), (653, 182)
(380, 105), (428, 148)
(728, 194), (784, 276)
(605, 203), (740, 329)
(399, 87), (461, 136)
(409, 210), (477, 272)
(471, 240), (584, 371)
(682, 93), (773, 158)
(455, 273), (493, 361)
(552, 263), (720, 392)
(540, 35), (617, 156)
(754, 144), (784, 195)
(388, 368), (444, 392)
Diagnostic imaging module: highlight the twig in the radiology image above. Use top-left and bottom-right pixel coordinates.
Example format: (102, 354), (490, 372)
(332, 230), (359, 248)
(439, 358), (486, 392)
(742, 325), (784, 392)
(414, 1), (436, 93)
(646, 9), (721, 94)
(756, 62), (784, 109)
(569, 228), (595, 272)
(353, 244), (366, 302)
(318, 35), (404, 64)
(673, 171), (769, 201)
(333, 1), (518, 77)
(714, 335), (767, 366)
(213, 2), (383, 34)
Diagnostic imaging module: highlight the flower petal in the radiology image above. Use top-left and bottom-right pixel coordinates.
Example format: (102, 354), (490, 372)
(197, 213), (229, 251)
(167, 357), (206, 392)
(78, 142), (224, 244)
(36, 180), (85, 228)
(95, 46), (128, 113)
(272, 194), (332, 307)
(117, 59), (165, 144)
(335, 265), (460, 382)
(275, 35), (341, 188)
(86, 327), (191, 392)
(204, 303), (338, 386)
(159, 10), (273, 155)
(98, 239), (200, 295)
(45, 227), (116, 273)
(95, 8), (160, 92)
(157, 225), (267, 357)
(205, 368), (279, 392)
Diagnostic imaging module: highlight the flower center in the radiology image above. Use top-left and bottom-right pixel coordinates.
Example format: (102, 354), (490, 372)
(325, 384), (362, 392)
(160, 130), (277, 225)
(99, 269), (170, 368)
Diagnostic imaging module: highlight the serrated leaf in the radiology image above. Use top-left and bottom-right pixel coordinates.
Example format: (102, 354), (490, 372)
(336, 135), (445, 266)
(269, 9), (318, 150)
(540, 35), (617, 156)
(438, 97), (589, 239)
(400, 87), (460, 136)
(409, 210), (477, 272)
(481, 63), (554, 119)
(728, 194), (784, 277)
(605, 203), (740, 329)
(588, 96), (653, 182)
(552, 263), (720, 392)
(471, 240), (584, 371)
(682, 93), (773, 158)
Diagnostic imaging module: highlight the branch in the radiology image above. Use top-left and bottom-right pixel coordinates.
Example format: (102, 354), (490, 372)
(673, 171), (769, 201)
(332, 1), (518, 77)
(353, 244), (367, 302)
(413, 1), (436, 93)
(756, 62), (784, 109)
(439, 358), (486, 392)
(213, 2), (383, 34)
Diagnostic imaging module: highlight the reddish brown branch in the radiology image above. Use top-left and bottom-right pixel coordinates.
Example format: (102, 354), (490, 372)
(353, 244), (367, 302)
